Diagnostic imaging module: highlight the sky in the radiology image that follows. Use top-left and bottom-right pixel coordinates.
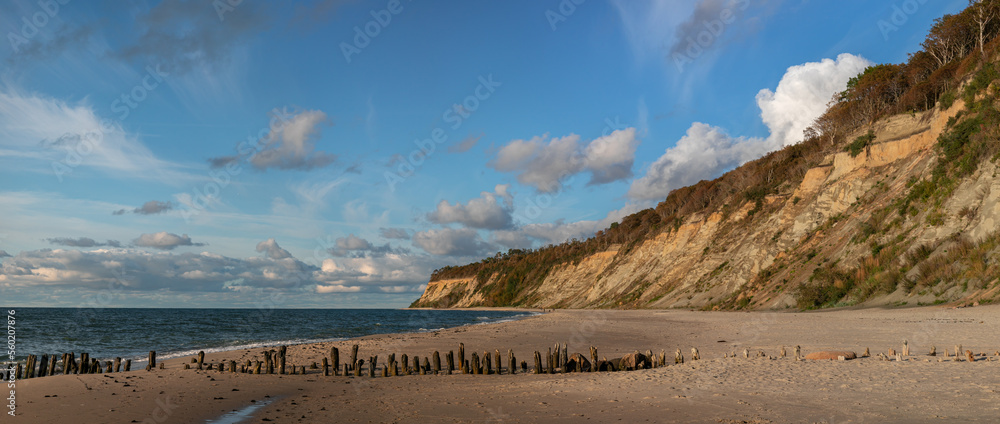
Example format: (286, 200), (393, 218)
(0, 0), (968, 308)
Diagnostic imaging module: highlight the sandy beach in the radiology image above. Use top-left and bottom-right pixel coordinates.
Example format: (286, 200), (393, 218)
(16, 305), (1000, 423)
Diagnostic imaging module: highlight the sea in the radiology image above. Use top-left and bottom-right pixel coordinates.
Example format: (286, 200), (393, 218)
(4, 308), (538, 366)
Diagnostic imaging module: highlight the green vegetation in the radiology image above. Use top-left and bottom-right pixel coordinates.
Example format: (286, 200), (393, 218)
(845, 131), (875, 158)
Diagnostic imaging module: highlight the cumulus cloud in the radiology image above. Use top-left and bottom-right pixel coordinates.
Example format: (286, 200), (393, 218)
(757, 53), (872, 147)
(133, 232), (205, 250)
(428, 185), (514, 230)
(210, 110), (336, 171)
(379, 228), (412, 240)
(327, 234), (407, 258)
(113, 200), (175, 216)
(412, 228), (491, 257)
(489, 128), (639, 193)
(628, 123), (772, 200)
(628, 54), (871, 201)
(46, 237), (122, 248)
(667, 0), (750, 57)
(255, 238), (292, 260)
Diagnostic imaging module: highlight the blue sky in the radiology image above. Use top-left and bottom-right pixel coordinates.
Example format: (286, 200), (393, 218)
(0, 0), (967, 308)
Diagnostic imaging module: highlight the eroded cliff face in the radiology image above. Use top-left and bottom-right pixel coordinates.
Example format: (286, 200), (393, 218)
(414, 102), (1000, 309)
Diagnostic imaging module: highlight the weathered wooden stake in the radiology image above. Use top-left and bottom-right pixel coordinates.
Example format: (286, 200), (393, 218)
(278, 346), (287, 375)
(691, 347), (700, 361)
(253, 360), (262, 374)
(264, 351), (273, 374)
(495, 350), (502, 375)
(675, 348), (684, 364)
(780, 346), (787, 358)
(433, 351), (441, 374)
(47, 355), (57, 376)
(902, 340), (909, 356)
(322, 358), (330, 376)
(413, 356), (421, 375)
(955, 345), (963, 360)
(794, 345), (802, 361)
(113, 357), (121, 373)
(553, 344), (561, 369)
(331, 347), (340, 376)
(37, 355), (49, 377)
(105, 360), (113, 373)
(230, 360), (237, 374)
(350, 344), (359, 371)
(401, 354), (410, 375)
(446, 351), (454, 375)
(483, 352), (492, 375)
(148, 351), (156, 370)
(590, 346), (598, 373)
(62, 353), (71, 374)
(422, 357), (430, 376)
(369, 356), (377, 378)
(965, 350), (975, 362)
(353, 359), (363, 377)
(459, 343), (466, 371)
(508, 349), (516, 375)
(124, 359), (131, 372)
(471, 352), (480, 375)
(78, 353), (89, 375)
(862, 347), (870, 358)
(561, 344), (568, 371)
(198, 351), (205, 370)
(929, 346), (937, 356)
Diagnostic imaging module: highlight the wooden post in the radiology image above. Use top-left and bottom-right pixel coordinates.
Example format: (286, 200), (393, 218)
(124, 359), (131, 372)
(862, 347), (870, 358)
(350, 344), (359, 372)
(264, 351), (272, 374)
(955, 345), (962, 360)
(78, 353), (89, 375)
(14, 363), (21, 380)
(401, 354), (409, 375)
(322, 358), (329, 376)
(521, 361), (527, 372)
(278, 346), (287, 375)
(113, 357), (121, 373)
(25, 355), (35, 378)
(780, 346), (787, 358)
(105, 361), (113, 373)
(902, 340), (909, 357)
(148, 351), (156, 370)
(547, 349), (555, 374)
(446, 351), (454, 375)
(433, 351), (441, 374)
(331, 347), (340, 376)
(691, 347), (700, 361)
(561, 345), (568, 372)
(230, 360), (237, 374)
(965, 350), (975, 362)
(483, 352), (492, 375)
(471, 352), (480, 375)
(508, 349), (516, 375)
(675, 349), (683, 364)
(381, 364), (388, 378)
(459, 343), (466, 371)
(534, 351), (542, 374)
(422, 357), (430, 376)
(369, 356), (377, 378)
(94, 360), (103, 373)
(62, 353), (71, 374)
(590, 346), (598, 372)
(659, 350), (666, 367)
(929, 346), (937, 356)
(794, 346), (802, 361)
(353, 359), (363, 377)
(253, 360), (261, 374)
(343, 363), (348, 376)
(47, 355), (57, 376)
(198, 351), (205, 370)
(413, 356), (421, 375)
(553, 344), (561, 369)
(37, 355), (49, 377)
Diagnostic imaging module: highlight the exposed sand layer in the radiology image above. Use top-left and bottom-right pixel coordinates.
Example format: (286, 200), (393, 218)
(17, 305), (1000, 423)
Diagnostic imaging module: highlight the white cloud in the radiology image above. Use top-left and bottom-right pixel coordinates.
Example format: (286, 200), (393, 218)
(0, 88), (190, 181)
(489, 129), (639, 193)
(428, 184), (514, 230)
(255, 238), (292, 260)
(250, 110), (336, 170)
(133, 232), (205, 250)
(628, 123), (771, 201)
(757, 53), (872, 147)
(412, 228), (491, 256)
(628, 54), (871, 201)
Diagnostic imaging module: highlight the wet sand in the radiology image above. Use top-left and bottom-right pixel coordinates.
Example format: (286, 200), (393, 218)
(17, 305), (1000, 423)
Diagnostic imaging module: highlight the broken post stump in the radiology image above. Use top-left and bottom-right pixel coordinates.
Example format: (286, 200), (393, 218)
(331, 347), (340, 376)
(433, 351), (441, 375)
(533, 351), (542, 374)
(278, 346), (287, 375)
(148, 351), (156, 370)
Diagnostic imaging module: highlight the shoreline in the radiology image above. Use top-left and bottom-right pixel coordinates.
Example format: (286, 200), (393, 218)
(19, 305), (1000, 423)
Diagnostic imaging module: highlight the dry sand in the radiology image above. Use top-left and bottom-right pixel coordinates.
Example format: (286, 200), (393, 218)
(16, 305), (1000, 423)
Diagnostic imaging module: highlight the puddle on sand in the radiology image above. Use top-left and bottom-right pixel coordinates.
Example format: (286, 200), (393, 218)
(205, 398), (275, 424)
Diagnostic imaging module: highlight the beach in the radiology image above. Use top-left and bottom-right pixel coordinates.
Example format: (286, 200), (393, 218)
(17, 305), (1000, 423)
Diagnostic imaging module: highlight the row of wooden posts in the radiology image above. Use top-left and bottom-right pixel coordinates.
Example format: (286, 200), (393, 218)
(178, 343), (708, 377)
(5, 352), (139, 380)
